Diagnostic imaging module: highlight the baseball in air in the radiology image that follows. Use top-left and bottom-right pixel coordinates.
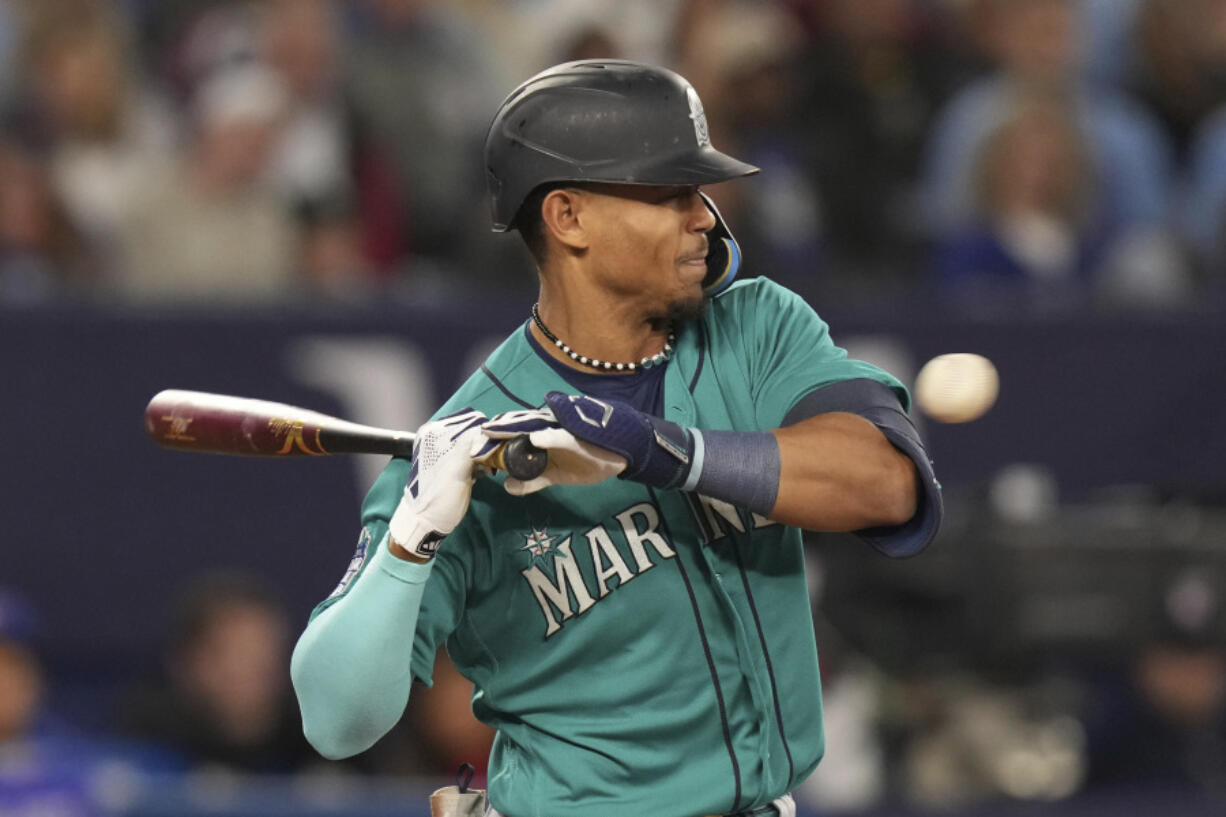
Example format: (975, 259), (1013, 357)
(913, 353), (999, 423)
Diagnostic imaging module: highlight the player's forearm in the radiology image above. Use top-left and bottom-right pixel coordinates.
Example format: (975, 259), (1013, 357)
(541, 392), (920, 532)
(290, 537), (428, 759)
(770, 412), (918, 530)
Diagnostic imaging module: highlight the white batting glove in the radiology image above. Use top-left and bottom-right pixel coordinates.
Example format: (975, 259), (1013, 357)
(482, 407), (626, 496)
(389, 409), (497, 560)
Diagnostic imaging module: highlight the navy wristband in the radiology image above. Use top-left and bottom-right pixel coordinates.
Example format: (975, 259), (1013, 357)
(683, 429), (781, 516)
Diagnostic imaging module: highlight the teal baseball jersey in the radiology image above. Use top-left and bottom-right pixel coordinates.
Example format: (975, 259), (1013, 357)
(296, 278), (934, 817)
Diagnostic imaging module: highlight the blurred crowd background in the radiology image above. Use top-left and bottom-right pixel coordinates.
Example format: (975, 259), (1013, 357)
(1, 0), (1224, 816)
(4, 0), (1226, 310)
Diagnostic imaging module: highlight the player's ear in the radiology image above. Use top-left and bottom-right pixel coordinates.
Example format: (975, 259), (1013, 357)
(541, 188), (590, 252)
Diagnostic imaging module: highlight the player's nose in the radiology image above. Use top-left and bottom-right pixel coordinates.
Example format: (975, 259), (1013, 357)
(687, 190), (717, 233)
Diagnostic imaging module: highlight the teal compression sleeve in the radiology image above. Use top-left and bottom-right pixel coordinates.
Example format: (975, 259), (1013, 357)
(290, 536), (432, 759)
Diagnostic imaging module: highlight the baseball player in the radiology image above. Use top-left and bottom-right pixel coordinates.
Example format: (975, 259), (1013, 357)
(291, 60), (943, 817)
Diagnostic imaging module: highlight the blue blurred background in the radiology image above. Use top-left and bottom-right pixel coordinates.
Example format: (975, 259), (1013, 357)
(1, 1), (1224, 816)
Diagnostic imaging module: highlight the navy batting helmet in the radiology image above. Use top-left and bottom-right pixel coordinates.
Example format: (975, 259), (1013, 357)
(484, 60), (757, 293)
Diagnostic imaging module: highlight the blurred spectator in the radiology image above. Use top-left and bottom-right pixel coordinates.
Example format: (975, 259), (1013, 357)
(1181, 105), (1226, 278)
(932, 93), (1192, 309)
(787, 0), (974, 287)
(503, 0), (693, 72)
(797, 621), (889, 812)
(120, 573), (316, 773)
(556, 24), (623, 64)
(160, 0), (263, 100)
(259, 0), (350, 210)
(0, 138), (88, 303)
(934, 95), (1093, 291)
(1145, 0), (1226, 281)
(1129, 0), (1226, 165)
(1082, 567), (1226, 794)
(341, 0), (503, 282)
(0, 588), (103, 816)
(0, 0), (19, 112)
(260, 0), (402, 294)
(0, 589), (44, 746)
(110, 62), (298, 303)
(165, 0), (407, 288)
(685, 2), (825, 290)
(15, 0), (177, 281)
(898, 674), (1086, 808)
(295, 195), (379, 300)
(1078, 0), (1148, 90)
(922, 0), (1175, 240)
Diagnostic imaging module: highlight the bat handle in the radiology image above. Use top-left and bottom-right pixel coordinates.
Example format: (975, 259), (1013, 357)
(488, 436), (548, 481)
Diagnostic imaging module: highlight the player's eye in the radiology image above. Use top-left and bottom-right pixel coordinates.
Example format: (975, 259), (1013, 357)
(657, 186), (696, 204)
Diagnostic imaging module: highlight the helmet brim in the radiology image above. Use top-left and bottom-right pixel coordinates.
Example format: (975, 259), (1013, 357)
(492, 147), (759, 231)
(607, 145), (760, 187)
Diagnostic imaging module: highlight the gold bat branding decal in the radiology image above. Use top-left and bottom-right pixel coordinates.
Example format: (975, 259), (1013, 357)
(268, 417), (328, 455)
(161, 415), (196, 442)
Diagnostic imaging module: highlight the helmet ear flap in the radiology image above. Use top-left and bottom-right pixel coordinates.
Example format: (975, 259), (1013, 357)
(700, 192), (742, 295)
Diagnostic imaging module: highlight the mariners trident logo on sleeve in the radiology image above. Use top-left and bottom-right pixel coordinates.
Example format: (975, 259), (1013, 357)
(328, 526), (372, 598)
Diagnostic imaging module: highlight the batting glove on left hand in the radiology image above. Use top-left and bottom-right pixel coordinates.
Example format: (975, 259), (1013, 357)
(482, 407), (626, 496)
(389, 409), (498, 560)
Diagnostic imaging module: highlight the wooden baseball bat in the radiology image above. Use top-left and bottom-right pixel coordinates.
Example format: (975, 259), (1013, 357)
(144, 389), (548, 480)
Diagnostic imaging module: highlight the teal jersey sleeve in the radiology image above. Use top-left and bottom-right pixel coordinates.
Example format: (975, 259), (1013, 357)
(697, 279), (940, 557)
(717, 278), (908, 430)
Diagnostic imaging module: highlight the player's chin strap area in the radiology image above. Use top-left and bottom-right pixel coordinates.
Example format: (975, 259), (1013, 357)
(700, 191), (743, 297)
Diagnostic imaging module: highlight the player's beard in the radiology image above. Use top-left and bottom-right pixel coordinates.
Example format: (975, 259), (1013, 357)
(649, 294), (708, 330)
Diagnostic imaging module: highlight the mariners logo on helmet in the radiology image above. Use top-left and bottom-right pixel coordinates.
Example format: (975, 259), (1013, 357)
(686, 86), (711, 148)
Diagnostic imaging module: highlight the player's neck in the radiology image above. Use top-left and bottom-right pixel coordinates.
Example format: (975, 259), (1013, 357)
(533, 288), (673, 374)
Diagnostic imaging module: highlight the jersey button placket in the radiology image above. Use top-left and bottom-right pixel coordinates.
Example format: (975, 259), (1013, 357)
(673, 329), (778, 799)
(662, 344), (696, 427)
(707, 537), (781, 804)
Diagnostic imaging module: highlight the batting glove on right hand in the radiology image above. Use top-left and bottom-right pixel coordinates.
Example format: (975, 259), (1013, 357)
(482, 407), (626, 496)
(389, 409), (498, 560)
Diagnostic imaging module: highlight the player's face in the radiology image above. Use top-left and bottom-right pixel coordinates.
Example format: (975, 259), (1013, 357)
(576, 183), (717, 320)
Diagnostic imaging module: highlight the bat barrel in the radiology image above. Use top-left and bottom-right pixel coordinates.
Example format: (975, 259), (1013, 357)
(145, 390), (415, 458)
(144, 389), (546, 479)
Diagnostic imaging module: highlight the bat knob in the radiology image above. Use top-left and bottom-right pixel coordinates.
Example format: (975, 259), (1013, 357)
(502, 436), (548, 481)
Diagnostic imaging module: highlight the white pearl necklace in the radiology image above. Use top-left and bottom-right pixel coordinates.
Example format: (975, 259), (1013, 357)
(531, 303), (675, 371)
